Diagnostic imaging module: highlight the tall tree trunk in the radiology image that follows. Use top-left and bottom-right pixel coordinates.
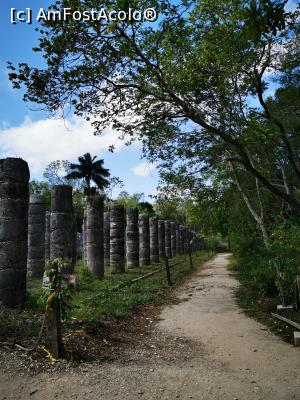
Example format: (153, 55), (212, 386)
(231, 163), (270, 249)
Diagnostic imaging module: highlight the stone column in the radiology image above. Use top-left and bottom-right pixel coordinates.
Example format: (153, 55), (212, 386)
(179, 225), (185, 254)
(45, 211), (50, 264)
(0, 158), (29, 306)
(126, 208), (139, 268)
(171, 221), (176, 258)
(175, 224), (180, 255)
(150, 217), (159, 263)
(184, 227), (188, 253)
(158, 220), (166, 261)
(27, 195), (46, 278)
(82, 209), (87, 265)
(139, 213), (150, 266)
(110, 204), (125, 273)
(164, 220), (172, 258)
(86, 195), (104, 278)
(104, 211), (110, 266)
(50, 185), (75, 274)
(71, 214), (77, 269)
(76, 232), (83, 259)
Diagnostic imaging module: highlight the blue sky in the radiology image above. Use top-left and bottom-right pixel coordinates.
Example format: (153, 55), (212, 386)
(0, 0), (159, 199)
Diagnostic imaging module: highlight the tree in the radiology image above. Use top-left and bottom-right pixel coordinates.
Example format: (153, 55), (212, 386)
(115, 191), (144, 208)
(30, 180), (51, 208)
(43, 160), (85, 192)
(65, 153), (110, 195)
(115, 191), (154, 214)
(8, 0), (300, 209)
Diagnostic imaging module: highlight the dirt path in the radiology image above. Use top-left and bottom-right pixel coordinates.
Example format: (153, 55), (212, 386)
(1, 253), (300, 400)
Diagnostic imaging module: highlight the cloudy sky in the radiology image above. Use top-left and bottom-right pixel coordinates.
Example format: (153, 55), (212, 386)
(0, 0), (159, 199)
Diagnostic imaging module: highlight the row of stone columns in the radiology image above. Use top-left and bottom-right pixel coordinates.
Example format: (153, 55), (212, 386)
(100, 205), (199, 273)
(0, 157), (201, 306)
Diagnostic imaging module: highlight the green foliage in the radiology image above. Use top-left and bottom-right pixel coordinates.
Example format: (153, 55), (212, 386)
(72, 251), (210, 322)
(40, 258), (74, 320)
(30, 180), (51, 209)
(115, 191), (144, 208)
(115, 191), (154, 214)
(65, 153), (110, 194)
(269, 223), (300, 302)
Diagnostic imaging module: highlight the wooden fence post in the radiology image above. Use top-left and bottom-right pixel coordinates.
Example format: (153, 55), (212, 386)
(49, 262), (63, 359)
(50, 296), (63, 359)
(165, 258), (172, 286)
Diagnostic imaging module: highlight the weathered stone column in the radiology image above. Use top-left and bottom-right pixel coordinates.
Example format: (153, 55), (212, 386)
(164, 220), (172, 258)
(158, 220), (166, 261)
(171, 222), (176, 258)
(71, 214), (77, 269)
(27, 195), (46, 278)
(50, 185), (74, 274)
(86, 195), (104, 278)
(150, 217), (159, 263)
(110, 204), (125, 273)
(175, 224), (180, 255)
(104, 211), (110, 266)
(184, 227), (189, 253)
(126, 208), (139, 268)
(0, 158), (29, 306)
(45, 211), (50, 264)
(76, 232), (83, 259)
(82, 209), (87, 264)
(139, 213), (150, 266)
(179, 225), (185, 254)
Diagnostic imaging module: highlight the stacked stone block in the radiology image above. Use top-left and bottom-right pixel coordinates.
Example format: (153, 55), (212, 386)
(126, 208), (139, 268)
(0, 158), (30, 306)
(110, 204), (125, 273)
(27, 195), (46, 278)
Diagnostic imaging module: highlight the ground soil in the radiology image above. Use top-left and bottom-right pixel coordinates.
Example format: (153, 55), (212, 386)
(1, 253), (299, 400)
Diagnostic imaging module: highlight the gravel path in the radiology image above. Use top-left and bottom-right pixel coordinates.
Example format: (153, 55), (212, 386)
(1, 253), (300, 400)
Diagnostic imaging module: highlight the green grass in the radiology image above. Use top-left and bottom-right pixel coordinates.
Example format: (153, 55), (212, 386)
(25, 250), (212, 326)
(229, 256), (300, 344)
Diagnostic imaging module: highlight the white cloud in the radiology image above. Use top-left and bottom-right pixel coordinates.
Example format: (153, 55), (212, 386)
(131, 162), (156, 177)
(0, 116), (126, 179)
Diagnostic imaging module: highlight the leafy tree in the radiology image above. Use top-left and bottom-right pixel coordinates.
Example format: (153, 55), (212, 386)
(43, 160), (85, 192)
(115, 191), (154, 214)
(30, 180), (51, 208)
(65, 153), (110, 195)
(8, 0), (300, 209)
(115, 191), (144, 208)
(137, 201), (154, 215)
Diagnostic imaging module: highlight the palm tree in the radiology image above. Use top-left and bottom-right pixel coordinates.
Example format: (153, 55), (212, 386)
(65, 153), (110, 195)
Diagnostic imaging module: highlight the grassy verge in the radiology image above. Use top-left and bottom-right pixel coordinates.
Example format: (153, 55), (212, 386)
(0, 250), (212, 343)
(229, 256), (300, 344)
